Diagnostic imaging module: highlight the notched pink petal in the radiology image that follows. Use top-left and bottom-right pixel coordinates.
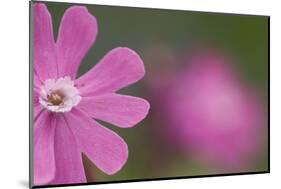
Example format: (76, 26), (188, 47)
(76, 47), (145, 96)
(34, 89), (43, 120)
(65, 109), (128, 175)
(56, 6), (98, 79)
(34, 111), (56, 185)
(78, 93), (150, 128)
(34, 104), (43, 121)
(34, 70), (42, 88)
(51, 114), (86, 185)
(33, 3), (57, 81)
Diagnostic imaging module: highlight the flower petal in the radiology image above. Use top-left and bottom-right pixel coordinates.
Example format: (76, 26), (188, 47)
(33, 3), (57, 81)
(77, 93), (150, 128)
(34, 104), (42, 121)
(56, 6), (97, 79)
(34, 111), (56, 185)
(76, 47), (145, 96)
(65, 109), (128, 175)
(51, 114), (86, 185)
(34, 70), (42, 89)
(34, 89), (42, 120)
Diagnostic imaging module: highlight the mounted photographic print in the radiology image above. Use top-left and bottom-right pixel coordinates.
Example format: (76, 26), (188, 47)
(30, 0), (269, 188)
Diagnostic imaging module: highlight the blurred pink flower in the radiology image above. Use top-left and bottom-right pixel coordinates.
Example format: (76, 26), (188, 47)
(152, 50), (265, 170)
(33, 3), (150, 185)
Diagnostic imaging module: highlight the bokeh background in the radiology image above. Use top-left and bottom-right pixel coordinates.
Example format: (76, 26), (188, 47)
(44, 1), (268, 182)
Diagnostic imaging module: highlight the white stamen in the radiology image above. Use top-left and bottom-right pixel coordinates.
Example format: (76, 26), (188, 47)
(39, 76), (81, 113)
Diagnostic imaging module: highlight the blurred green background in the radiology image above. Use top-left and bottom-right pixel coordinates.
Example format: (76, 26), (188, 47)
(43, 1), (268, 182)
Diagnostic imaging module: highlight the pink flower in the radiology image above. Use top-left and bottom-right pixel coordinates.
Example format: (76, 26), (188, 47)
(33, 3), (150, 186)
(152, 50), (266, 170)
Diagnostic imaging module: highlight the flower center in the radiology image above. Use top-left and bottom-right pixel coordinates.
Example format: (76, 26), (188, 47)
(39, 76), (81, 113)
(47, 90), (65, 105)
